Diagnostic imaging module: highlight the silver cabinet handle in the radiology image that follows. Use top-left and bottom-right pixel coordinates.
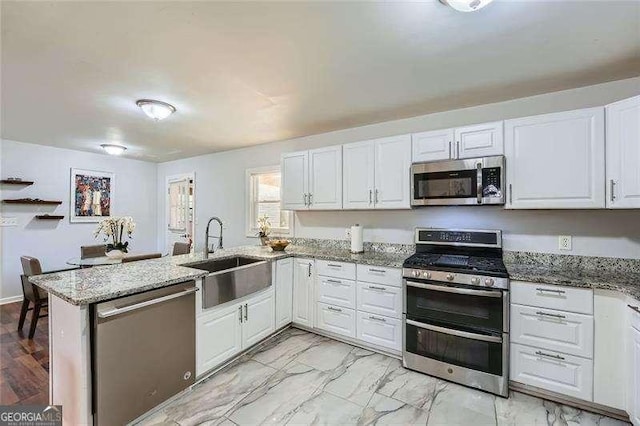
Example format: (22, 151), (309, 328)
(406, 281), (502, 298)
(476, 162), (483, 204)
(244, 303), (248, 321)
(535, 287), (566, 295)
(369, 268), (385, 274)
(406, 319), (502, 343)
(610, 180), (616, 203)
(326, 279), (342, 284)
(368, 285), (386, 291)
(374, 189), (379, 204)
(369, 189), (373, 205)
(308, 262), (312, 277)
(98, 287), (199, 318)
(456, 141), (460, 158)
(536, 311), (566, 319)
(449, 141), (452, 158)
(327, 306), (342, 312)
(509, 184), (513, 205)
(535, 350), (565, 361)
(239, 305), (243, 323)
(308, 193), (313, 205)
(303, 193), (308, 206)
(369, 315), (386, 322)
(327, 263), (342, 268)
(628, 305), (640, 314)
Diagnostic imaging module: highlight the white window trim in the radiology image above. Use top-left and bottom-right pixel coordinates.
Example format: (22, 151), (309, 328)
(245, 165), (293, 238)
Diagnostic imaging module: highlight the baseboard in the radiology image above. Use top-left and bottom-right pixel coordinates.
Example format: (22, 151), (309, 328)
(0, 295), (22, 305)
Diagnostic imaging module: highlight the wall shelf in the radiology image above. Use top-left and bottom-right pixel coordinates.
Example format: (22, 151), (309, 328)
(35, 215), (65, 220)
(3, 199), (63, 205)
(1, 179), (34, 186)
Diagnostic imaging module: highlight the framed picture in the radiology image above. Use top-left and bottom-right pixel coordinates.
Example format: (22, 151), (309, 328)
(70, 168), (114, 223)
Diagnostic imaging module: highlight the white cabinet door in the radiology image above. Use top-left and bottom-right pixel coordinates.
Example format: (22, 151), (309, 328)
(510, 342), (593, 401)
(357, 312), (402, 351)
(632, 327), (640, 426)
(606, 95), (640, 209)
(455, 121), (504, 159)
(356, 282), (402, 319)
(281, 151), (309, 210)
(412, 129), (454, 162)
(309, 146), (342, 210)
(293, 258), (314, 327)
(374, 135), (412, 209)
(242, 290), (275, 348)
(197, 303), (242, 376)
(316, 302), (356, 338)
(343, 140), (376, 209)
(505, 107), (605, 209)
(317, 276), (356, 310)
(275, 258), (293, 329)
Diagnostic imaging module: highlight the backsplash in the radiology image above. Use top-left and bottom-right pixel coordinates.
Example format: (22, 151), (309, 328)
(503, 251), (640, 273)
(290, 238), (415, 255)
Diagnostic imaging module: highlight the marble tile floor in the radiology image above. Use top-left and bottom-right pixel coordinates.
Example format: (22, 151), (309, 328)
(137, 328), (629, 426)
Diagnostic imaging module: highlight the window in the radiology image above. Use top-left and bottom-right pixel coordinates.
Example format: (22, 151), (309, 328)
(246, 166), (292, 237)
(168, 178), (192, 232)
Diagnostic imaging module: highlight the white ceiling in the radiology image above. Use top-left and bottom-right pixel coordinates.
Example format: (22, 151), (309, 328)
(2, 1), (639, 162)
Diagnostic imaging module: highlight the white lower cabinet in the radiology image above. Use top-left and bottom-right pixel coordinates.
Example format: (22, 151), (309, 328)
(356, 311), (401, 351)
(316, 302), (356, 338)
(511, 304), (593, 358)
(293, 258), (315, 327)
(356, 281), (402, 319)
(242, 290), (275, 348)
(317, 276), (356, 309)
(631, 327), (640, 426)
(510, 342), (593, 401)
(275, 258), (294, 329)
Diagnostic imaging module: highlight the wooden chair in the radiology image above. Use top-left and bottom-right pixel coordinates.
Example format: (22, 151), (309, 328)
(81, 244), (107, 259)
(19, 256), (49, 339)
(172, 242), (191, 255)
(121, 253), (162, 263)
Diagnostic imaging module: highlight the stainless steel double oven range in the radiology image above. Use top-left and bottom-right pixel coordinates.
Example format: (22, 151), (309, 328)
(402, 228), (510, 397)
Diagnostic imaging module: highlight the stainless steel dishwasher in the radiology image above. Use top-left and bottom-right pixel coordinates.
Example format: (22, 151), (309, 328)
(92, 281), (197, 426)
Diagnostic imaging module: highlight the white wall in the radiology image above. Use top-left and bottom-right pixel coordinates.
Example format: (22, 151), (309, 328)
(157, 76), (640, 260)
(0, 140), (158, 302)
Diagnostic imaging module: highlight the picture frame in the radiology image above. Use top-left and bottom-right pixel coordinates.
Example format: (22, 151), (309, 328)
(70, 168), (114, 223)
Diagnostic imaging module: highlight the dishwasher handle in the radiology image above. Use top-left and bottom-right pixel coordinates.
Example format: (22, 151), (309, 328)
(98, 287), (199, 319)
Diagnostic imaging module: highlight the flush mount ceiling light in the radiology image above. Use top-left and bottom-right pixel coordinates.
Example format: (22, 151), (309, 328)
(439, 0), (494, 12)
(135, 99), (176, 121)
(101, 144), (127, 156)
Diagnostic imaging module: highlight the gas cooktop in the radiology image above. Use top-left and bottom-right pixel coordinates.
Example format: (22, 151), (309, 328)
(403, 252), (509, 278)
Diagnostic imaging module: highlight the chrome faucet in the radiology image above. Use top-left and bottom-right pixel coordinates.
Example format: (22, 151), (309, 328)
(204, 216), (224, 257)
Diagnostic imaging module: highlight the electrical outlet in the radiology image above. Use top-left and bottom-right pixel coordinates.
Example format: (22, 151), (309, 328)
(558, 235), (572, 251)
(0, 217), (18, 227)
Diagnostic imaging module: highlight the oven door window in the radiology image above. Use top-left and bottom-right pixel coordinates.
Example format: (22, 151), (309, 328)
(406, 283), (503, 333)
(405, 321), (503, 375)
(413, 170), (477, 200)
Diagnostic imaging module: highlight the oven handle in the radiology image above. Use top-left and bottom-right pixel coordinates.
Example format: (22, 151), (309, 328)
(406, 319), (503, 344)
(405, 281), (502, 298)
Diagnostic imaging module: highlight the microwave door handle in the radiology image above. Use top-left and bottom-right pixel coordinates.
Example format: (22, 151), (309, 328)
(405, 281), (502, 298)
(406, 319), (503, 343)
(476, 162), (482, 204)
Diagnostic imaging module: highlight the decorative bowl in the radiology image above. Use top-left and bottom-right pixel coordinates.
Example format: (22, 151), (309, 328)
(267, 239), (290, 251)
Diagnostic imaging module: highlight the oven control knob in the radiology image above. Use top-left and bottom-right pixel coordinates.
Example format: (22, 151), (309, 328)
(446, 274), (454, 281)
(484, 278), (495, 287)
(412, 270), (421, 278)
(422, 271), (431, 279)
(471, 277), (480, 285)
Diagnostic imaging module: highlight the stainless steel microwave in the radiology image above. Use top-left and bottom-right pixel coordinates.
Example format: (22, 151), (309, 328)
(411, 155), (505, 206)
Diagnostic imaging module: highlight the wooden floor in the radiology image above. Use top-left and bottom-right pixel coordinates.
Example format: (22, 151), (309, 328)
(0, 301), (49, 405)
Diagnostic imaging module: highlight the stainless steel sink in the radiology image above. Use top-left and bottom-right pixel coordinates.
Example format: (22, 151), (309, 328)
(184, 256), (272, 309)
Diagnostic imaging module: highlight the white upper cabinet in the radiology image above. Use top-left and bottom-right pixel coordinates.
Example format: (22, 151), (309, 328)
(281, 151), (309, 210)
(455, 121), (504, 159)
(505, 107), (605, 209)
(281, 146), (342, 210)
(412, 121), (503, 162)
(343, 141), (376, 209)
(412, 128), (454, 162)
(606, 95), (640, 209)
(374, 135), (412, 209)
(308, 146), (342, 210)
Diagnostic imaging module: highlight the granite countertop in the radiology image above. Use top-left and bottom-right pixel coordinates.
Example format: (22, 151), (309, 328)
(504, 252), (640, 301)
(29, 245), (406, 306)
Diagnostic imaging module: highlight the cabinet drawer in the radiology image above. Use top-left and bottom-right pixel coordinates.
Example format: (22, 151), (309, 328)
(511, 281), (593, 315)
(510, 342), (593, 401)
(317, 277), (356, 309)
(356, 281), (402, 319)
(357, 312), (401, 351)
(511, 304), (593, 358)
(316, 260), (356, 280)
(357, 264), (402, 287)
(316, 303), (356, 338)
